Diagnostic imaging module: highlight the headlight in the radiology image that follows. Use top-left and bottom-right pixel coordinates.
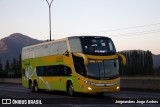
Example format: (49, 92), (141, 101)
(116, 86), (120, 90)
(84, 80), (94, 85)
(88, 87), (92, 91)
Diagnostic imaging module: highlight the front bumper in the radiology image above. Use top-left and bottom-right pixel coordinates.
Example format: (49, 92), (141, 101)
(82, 80), (120, 93)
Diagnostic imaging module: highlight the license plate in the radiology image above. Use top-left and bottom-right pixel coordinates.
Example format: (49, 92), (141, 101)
(102, 89), (107, 92)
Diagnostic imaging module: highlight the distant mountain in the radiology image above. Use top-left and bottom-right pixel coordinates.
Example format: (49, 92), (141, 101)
(0, 33), (42, 66)
(120, 50), (160, 68)
(0, 34), (160, 69)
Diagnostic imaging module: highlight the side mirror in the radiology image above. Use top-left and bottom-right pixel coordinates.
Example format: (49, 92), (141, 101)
(117, 53), (126, 65)
(63, 50), (69, 57)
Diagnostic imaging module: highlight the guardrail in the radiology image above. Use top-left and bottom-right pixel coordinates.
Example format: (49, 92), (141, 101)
(121, 77), (160, 90)
(0, 78), (21, 84)
(0, 78), (160, 90)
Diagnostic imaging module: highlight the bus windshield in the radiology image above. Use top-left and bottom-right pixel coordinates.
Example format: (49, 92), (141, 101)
(81, 37), (116, 55)
(86, 59), (119, 79)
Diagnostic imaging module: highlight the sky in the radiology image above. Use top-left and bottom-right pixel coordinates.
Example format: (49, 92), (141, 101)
(0, 0), (160, 54)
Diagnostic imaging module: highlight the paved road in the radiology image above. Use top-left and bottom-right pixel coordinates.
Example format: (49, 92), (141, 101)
(0, 84), (160, 107)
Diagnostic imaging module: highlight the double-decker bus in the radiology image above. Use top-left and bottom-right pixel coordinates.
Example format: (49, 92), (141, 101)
(22, 36), (126, 96)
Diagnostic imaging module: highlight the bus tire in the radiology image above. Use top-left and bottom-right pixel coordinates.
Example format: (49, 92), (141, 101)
(29, 80), (33, 91)
(67, 81), (74, 96)
(33, 80), (38, 92)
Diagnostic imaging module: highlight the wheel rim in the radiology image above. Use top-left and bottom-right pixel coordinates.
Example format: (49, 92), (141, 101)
(29, 83), (32, 89)
(34, 83), (38, 92)
(69, 83), (73, 95)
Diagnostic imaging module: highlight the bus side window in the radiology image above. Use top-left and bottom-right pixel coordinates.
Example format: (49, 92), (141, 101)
(36, 67), (40, 76)
(43, 45), (49, 56)
(58, 65), (72, 76)
(37, 66), (44, 76)
(72, 54), (86, 76)
(67, 67), (72, 76)
(58, 65), (64, 76)
(58, 41), (67, 55)
(69, 38), (82, 53)
(65, 66), (71, 76)
(49, 42), (58, 55)
(36, 65), (71, 76)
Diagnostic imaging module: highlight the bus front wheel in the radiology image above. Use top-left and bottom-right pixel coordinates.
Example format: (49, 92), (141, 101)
(67, 82), (74, 96)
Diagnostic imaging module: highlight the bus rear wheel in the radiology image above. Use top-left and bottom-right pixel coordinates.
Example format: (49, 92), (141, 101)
(68, 82), (74, 96)
(33, 81), (38, 92)
(29, 80), (32, 89)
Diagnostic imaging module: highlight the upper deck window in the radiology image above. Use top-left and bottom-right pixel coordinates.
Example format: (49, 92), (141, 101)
(81, 37), (116, 55)
(69, 38), (83, 53)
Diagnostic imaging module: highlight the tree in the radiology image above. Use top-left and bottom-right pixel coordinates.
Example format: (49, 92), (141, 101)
(119, 50), (154, 76)
(5, 60), (10, 71)
(0, 58), (3, 71)
(11, 58), (17, 70)
(17, 54), (22, 77)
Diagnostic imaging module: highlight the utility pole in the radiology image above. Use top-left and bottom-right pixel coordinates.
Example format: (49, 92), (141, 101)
(46, 0), (54, 41)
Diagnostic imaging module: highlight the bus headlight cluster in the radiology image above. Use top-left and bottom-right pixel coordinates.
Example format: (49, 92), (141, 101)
(84, 80), (95, 85)
(116, 86), (120, 90)
(87, 87), (92, 91)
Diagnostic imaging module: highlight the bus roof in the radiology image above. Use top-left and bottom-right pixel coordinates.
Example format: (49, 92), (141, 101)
(68, 36), (111, 39)
(22, 36), (111, 50)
